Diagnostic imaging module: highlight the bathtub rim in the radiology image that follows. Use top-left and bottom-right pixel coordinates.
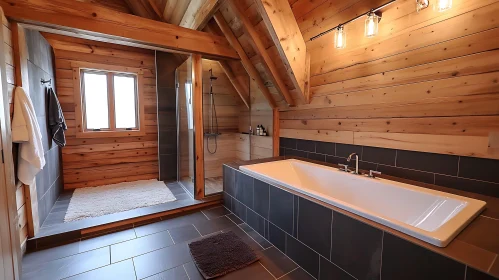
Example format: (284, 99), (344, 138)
(238, 159), (486, 247)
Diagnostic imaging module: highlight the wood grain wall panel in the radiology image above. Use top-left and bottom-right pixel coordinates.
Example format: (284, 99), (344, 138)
(278, 0), (499, 160)
(4, 16), (27, 247)
(45, 34), (159, 189)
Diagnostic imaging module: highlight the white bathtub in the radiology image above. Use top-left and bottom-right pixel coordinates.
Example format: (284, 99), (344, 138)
(239, 159), (486, 247)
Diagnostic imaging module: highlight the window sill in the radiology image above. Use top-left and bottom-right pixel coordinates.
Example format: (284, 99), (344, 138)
(76, 130), (146, 138)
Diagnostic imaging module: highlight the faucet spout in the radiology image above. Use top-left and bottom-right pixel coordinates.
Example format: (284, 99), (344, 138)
(347, 153), (360, 175)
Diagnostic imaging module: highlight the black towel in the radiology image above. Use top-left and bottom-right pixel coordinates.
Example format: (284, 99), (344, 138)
(47, 87), (67, 147)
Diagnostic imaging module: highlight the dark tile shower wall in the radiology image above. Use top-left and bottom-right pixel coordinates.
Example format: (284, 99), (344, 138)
(280, 137), (499, 198)
(223, 165), (497, 280)
(156, 52), (178, 181)
(25, 30), (62, 225)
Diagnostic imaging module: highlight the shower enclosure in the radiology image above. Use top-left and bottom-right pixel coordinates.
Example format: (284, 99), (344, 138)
(177, 56), (250, 197)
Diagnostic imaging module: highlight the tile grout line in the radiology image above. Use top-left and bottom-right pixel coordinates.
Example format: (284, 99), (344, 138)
(276, 267), (298, 279)
(183, 264), (191, 280)
(488, 254), (498, 272)
(259, 261), (278, 279)
(166, 230), (175, 245)
(192, 224), (203, 237)
(228, 192), (359, 280)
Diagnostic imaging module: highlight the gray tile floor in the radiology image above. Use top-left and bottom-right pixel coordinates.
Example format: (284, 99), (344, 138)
(37, 182), (198, 238)
(22, 206), (313, 280)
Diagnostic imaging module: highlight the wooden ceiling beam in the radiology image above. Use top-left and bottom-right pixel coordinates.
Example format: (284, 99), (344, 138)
(228, 0), (294, 106)
(254, 0), (310, 103)
(213, 11), (277, 108)
(218, 61), (250, 108)
(180, 0), (220, 30)
(0, 0), (239, 59)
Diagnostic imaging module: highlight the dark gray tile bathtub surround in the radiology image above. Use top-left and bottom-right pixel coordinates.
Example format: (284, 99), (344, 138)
(280, 137), (499, 198)
(26, 30), (62, 226)
(156, 51), (178, 181)
(223, 165), (489, 280)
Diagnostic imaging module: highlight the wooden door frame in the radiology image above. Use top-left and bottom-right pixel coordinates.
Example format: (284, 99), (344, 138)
(192, 54), (205, 200)
(0, 8), (21, 280)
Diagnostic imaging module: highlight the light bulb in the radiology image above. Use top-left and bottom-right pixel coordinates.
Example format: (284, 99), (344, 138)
(334, 26), (346, 49)
(435, 0), (452, 12)
(365, 12), (379, 38)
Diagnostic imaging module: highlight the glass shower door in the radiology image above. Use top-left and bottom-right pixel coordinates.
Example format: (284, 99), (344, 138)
(177, 57), (195, 196)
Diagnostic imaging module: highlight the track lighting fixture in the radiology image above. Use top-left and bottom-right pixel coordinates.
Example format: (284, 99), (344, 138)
(365, 11), (380, 38)
(334, 25), (346, 49)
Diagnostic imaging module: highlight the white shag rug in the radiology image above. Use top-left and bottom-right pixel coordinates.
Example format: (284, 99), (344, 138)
(64, 179), (177, 222)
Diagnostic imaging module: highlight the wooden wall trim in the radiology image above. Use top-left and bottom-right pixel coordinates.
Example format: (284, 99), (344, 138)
(192, 54), (205, 199)
(0, 8), (21, 278)
(11, 22), (39, 239)
(0, 0), (238, 59)
(273, 108), (279, 156)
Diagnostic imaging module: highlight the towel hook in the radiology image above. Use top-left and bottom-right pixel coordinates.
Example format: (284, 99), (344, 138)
(41, 78), (52, 86)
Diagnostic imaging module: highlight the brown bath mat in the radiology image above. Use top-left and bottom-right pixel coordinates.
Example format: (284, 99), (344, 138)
(188, 231), (259, 279)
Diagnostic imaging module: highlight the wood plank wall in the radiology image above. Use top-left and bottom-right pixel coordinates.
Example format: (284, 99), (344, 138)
(42, 33), (159, 189)
(2, 15), (27, 249)
(202, 59), (243, 178)
(280, 0), (499, 160)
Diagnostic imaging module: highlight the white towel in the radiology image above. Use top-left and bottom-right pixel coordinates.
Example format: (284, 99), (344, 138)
(11, 87), (45, 185)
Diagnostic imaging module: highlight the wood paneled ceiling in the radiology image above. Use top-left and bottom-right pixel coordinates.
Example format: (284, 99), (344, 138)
(81, 0), (314, 109)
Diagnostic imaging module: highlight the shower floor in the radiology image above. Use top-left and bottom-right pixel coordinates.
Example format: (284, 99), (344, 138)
(180, 176), (223, 196)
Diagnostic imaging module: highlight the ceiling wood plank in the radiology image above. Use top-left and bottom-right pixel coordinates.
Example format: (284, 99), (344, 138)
(255, 0), (309, 103)
(1, 0), (239, 59)
(123, 0), (159, 20)
(213, 11), (277, 108)
(170, 0), (192, 25)
(162, 0), (179, 23)
(180, 0), (220, 30)
(228, 0), (294, 106)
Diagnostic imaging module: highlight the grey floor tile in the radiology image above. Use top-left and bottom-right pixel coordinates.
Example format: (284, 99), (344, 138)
(183, 262), (203, 280)
(65, 259), (136, 280)
(260, 247), (298, 278)
(134, 212), (208, 237)
(111, 230), (174, 263)
(132, 243), (192, 279)
(221, 226), (263, 253)
(22, 242), (80, 269)
(280, 268), (315, 280)
(239, 223), (272, 249)
(226, 213), (244, 225)
(202, 206), (230, 219)
(193, 216), (235, 236)
(218, 262), (274, 280)
(79, 229), (137, 252)
(22, 247), (110, 280)
(143, 264), (189, 280)
(168, 225), (201, 244)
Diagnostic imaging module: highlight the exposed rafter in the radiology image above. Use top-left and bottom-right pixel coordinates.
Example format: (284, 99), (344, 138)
(254, 0), (310, 103)
(213, 11), (277, 108)
(227, 0), (294, 106)
(0, 0), (239, 59)
(180, 0), (220, 30)
(218, 61), (250, 108)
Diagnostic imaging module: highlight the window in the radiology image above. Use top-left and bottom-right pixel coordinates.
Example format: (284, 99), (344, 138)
(73, 62), (145, 138)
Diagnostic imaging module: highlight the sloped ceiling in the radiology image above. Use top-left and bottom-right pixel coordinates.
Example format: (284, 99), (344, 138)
(97, 0), (310, 109)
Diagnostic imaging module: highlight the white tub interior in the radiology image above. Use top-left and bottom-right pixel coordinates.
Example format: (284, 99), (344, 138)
(239, 159), (486, 247)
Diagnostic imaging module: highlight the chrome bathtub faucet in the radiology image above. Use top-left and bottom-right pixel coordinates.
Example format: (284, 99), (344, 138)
(347, 153), (360, 175)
